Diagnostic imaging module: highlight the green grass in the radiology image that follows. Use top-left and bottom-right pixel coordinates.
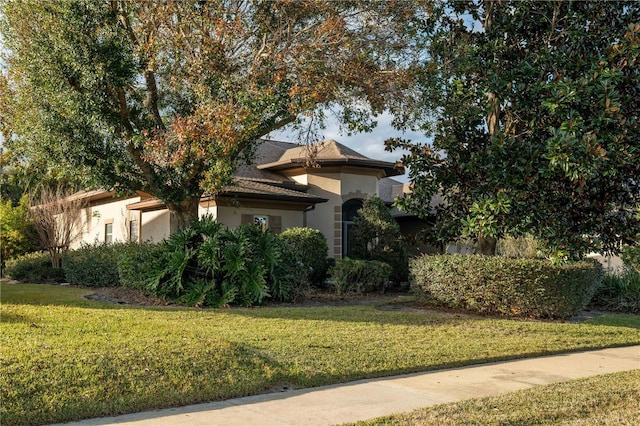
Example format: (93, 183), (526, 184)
(2, 283), (639, 426)
(351, 370), (640, 425)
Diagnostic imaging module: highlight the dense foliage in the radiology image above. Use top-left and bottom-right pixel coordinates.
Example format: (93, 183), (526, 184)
(0, 196), (34, 268)
(349, 196), (408, 282)
(142, 217), (301, 306)
(388, 0), (640, 258)
(591, 268), (640, 314)
(116, 242), (165, 291)
(1, 0), (419, 230)
(62, 242), (123, 287)
(3, 252), (64, 282)
(329, 258), (392, 295)
(620, 245), (640, 275)
(410, 254), (603, 319)
(279, 227), (329, 286)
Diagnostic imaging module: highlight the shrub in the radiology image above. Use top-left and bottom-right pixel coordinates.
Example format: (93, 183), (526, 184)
(329, 258), (392, 295)
(148, 217), (300, 307)
(279, 227), (329, 286)
(350, 196), (408, 282)
(63, 242), (122, 287)
(4, 251), (65, 282)
(116, 242), (165, 291)
(410, 254), (603, 319)
(590, 268), (640, 314)
(620, 245), (640, 275)
(496, 235), (540, 258)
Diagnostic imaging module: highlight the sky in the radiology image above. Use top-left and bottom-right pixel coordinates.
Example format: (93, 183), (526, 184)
(269, 112), (427, 183)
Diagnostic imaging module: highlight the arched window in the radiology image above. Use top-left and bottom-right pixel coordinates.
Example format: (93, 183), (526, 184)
(342, 199), (363, 257)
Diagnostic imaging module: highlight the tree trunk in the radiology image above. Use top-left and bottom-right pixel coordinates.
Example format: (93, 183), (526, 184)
(167, 196), (201, 234)
(477, 234), (497, 256)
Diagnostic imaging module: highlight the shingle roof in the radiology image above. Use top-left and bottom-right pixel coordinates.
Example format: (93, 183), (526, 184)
(215, 178), (328, 204)
(257, 139), (404, 177)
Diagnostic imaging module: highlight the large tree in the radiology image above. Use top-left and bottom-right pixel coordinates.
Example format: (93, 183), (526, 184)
(1, 0), (418, 231)
(388, 0), (640, 258)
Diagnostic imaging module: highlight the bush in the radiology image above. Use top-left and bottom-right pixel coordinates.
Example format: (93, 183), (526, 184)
(279, 227), (329, 286)
(496, 235), (540, 258)
(621, 245), (640, 275)
(410, 254), (603, 319)
(63, 242), (122, 287)
(4, 251), (65, 282)
(117, 242), (166, 291)
(148, 217), (301, 307)
(329, 258), (392, 295)
(590, 268), (640, 314)
(350, 196), (408, 282)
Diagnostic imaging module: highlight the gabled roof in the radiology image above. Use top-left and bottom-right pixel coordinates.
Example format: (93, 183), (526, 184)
(257, 139), (404, 177)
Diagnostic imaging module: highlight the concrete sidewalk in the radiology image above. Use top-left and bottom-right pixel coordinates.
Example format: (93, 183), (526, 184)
(58, 346), (639, 426)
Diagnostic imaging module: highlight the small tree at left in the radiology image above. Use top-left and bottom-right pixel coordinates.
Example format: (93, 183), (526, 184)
(29, 187), (87, 268)
(0, 195), (34, 271)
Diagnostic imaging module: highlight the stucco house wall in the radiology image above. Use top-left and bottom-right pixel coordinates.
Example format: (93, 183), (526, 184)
(73, 195), (143, 248)
(140, 210), (170, 243)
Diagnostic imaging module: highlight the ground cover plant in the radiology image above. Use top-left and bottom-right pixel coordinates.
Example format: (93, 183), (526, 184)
(350, 370), (640, 425)
(1, 283), (639, 425)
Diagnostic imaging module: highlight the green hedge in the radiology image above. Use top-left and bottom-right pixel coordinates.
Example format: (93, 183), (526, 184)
(330, 258), (392, 295)
(410, 254), (603, 319)
(62, 242), (122, 287)
(4, 251), (65, 282)
(117, 242), (165, 291)
(279, 227), (329, 286)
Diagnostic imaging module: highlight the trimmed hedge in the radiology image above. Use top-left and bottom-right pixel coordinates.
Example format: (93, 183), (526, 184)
(117, 242), (165, 291)
(279, 227), (329, 286)
(410, 254), (603, 319)
(4, 251), (65, 282)
(62, 242), (122, 287)
(330, 258), (392, 295)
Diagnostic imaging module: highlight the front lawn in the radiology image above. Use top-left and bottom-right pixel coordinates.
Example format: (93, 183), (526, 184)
(351, 370), (640, 425)
(2, 283), (639, 425)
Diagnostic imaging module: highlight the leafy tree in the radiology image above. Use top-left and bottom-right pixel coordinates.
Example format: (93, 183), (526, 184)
(388, 0), (640, 258)
(0, 195), (34, 269)
(350, 195), (408, 281)
(1, 0), (419, 232)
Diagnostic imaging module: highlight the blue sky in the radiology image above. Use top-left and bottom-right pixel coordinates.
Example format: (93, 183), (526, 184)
(269, 112), (426, 183)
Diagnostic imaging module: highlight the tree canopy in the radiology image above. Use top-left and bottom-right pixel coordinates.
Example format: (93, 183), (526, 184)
(388, 0), (640, 258)
(1, 0), (419, 231)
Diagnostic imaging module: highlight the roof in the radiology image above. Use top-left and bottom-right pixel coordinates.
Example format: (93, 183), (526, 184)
(257, 139), (404, 177)
(216, 178), (328, 204)
(72, 139), (403, 209)
(126, 177), (327, 212)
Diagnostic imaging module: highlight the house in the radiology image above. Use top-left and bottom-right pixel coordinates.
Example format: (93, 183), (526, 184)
(72, 139), (406, 259)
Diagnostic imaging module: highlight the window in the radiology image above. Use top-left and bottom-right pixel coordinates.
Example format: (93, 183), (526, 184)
(253, 215), (269, 231)
(105, 223), (113, 244)
(342, 199), (363, 257)
(129, 219), (139, 242)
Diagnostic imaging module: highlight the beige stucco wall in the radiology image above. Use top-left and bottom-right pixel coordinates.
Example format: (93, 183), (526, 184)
(74, 196), (143, 247)
(588, 253), (625, 274)
(141, 210), (170, 242)
(295, 169), (380, 258)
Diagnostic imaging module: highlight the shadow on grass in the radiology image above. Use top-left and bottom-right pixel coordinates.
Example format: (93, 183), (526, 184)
(3, 282), (639, 329)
